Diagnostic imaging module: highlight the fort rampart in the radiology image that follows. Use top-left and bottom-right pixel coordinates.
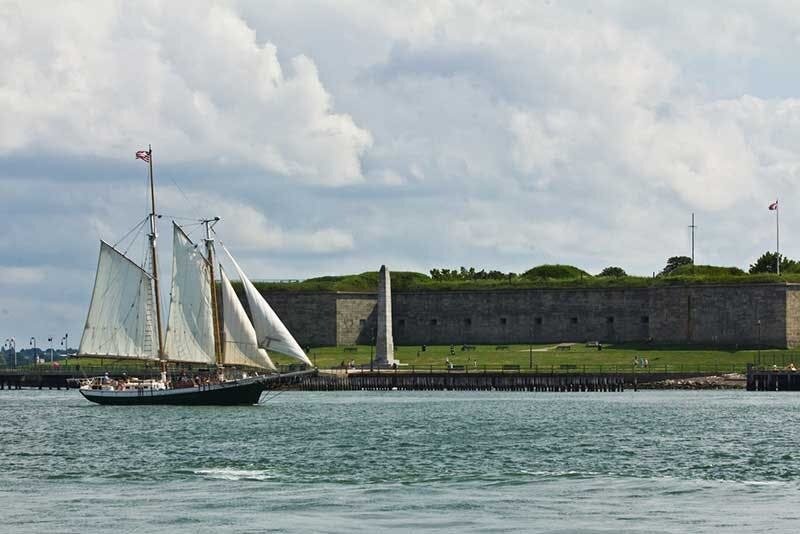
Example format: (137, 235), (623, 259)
(260, 283), (800, 348)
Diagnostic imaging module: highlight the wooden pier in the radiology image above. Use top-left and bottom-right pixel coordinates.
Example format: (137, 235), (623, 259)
(0, 370), (98, 390)
(746, 366), (800, 391)
(0, 367), (738, 393)
(290, 371), (627, 392)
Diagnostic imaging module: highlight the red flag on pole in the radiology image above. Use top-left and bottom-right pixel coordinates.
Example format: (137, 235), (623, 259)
(769, 200), (778, 210)
(136, 150), (151, 163)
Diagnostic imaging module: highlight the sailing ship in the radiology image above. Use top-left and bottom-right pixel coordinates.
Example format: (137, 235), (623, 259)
(78, 147), (315, 405)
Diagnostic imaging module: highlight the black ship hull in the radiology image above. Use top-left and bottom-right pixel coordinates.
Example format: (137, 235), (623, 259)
(79, 371), (315, 406)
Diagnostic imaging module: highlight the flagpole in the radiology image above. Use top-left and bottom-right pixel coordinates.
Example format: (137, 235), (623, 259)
(689, 213), (696, 273)
(776, 198), (780, 276)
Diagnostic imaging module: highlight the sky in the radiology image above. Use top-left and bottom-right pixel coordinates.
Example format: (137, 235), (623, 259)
(2, 0), (800, 347)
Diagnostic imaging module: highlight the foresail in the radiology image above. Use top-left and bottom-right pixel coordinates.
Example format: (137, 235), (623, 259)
(257, 349), (275, 370)
(220, 268), (276, 371)
(78, 241), (159, 359)
(163, 223), (216, 365)
(222, 244), (312, 366)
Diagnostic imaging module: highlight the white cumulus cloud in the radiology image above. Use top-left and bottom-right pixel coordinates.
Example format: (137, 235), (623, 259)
(0, 0), (371, 185)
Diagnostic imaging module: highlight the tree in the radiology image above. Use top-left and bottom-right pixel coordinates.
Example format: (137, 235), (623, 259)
(429, 267), (516, 281)
(522, 264), (590, 279)
(748, 252), (797, 274)
(598, 266), (627, 277)
(660, 256), (692, 276)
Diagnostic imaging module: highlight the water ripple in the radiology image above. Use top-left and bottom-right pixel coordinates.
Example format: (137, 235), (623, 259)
(2, 390), (800, 532)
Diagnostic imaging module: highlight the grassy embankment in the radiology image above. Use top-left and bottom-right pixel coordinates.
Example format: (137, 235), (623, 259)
(291, 343), (791, 374)
(57, 343), (794, 374)
(250, 266), (800, 293)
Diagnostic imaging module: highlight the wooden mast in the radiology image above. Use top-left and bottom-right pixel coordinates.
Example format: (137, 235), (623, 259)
(146, 145), (166, 371)
(203, 218), (223, 369)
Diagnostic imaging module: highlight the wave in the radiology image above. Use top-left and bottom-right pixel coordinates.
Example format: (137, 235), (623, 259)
(194, 468), (274, 481)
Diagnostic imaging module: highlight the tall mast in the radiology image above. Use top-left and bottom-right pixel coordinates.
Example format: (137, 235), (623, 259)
(689, 213), (696, 274)
(776, 199), (780, 276)
(203, 217), (223, 366)
(146, 145), (166, 364)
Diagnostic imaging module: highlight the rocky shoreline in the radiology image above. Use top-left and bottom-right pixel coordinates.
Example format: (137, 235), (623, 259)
(640, 373), (745, 390)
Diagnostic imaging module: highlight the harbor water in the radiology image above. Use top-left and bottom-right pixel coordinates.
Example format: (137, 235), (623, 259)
(1, 390), (799, 532)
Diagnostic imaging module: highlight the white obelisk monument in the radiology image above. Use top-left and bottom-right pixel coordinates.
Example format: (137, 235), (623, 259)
(375, 265), (397, 367)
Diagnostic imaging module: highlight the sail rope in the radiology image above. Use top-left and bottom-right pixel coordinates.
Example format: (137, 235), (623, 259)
(160, 214), (205, 222)
(260, 386), (289, 404)
(112, 216), (149, 252)
(177, 221), (204, 240)
(166, 173), (206, 217)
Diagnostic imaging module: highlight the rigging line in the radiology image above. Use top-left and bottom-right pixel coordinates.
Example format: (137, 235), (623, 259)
(138, 233), (150, 272)
(167, 174), (208, 221)
(160, 214), (205, 222)
(112, 216), (149, 249)
(260, 386), (289, 404)
(185, 225), (202, 240)
(172, 220), (204, 239)
(121, 220), (147, 256)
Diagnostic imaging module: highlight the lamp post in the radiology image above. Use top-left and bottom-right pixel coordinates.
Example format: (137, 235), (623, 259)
(757, 319), (762, 368)
(48, 337), (53, 363)
(30, 337), (37, 365)
(529, 326), (533, 369)
(4, 338), (16, 368)
(370, 329), (376, 372)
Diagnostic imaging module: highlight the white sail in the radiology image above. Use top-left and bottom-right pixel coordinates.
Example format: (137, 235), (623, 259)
(78, 241), (159, 359)
(222, 245), (313, 366)
(220, 268), (277, 371)
(163, 223), (216, 365)
(257, 349), (274, 370)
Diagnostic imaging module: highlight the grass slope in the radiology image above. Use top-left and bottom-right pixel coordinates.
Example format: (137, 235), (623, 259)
(58, 343), (794, 374)
(294, 343), (793, 374)
(249, 270), (800, 293)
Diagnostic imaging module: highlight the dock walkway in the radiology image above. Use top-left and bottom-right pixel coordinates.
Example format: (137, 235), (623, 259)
(0, 367), (738, 393)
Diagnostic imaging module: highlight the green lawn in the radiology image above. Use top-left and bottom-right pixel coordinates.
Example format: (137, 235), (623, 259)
(52, 343), (796, 374)
(296, 343), (795, 374)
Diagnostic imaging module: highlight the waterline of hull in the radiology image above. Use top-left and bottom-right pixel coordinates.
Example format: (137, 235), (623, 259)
(78, 370), (317, 405)
(80, 377), (268, 405)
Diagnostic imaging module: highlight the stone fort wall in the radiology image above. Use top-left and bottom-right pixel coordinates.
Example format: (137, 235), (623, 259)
(261, 284), (800, 348)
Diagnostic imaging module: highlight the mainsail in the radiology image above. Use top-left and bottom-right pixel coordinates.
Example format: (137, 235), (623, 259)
(220, 268), (277, 371)
(222, 245), (313, 366)
(163, 224), (216, 364)
(78, 241), (159, 359)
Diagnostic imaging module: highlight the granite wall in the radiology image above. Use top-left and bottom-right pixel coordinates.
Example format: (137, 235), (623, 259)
(786, 286), (800, 347)
(336, 293), (378, 345)
(256, 292), (338, 348)
(261, 283), (799, 348)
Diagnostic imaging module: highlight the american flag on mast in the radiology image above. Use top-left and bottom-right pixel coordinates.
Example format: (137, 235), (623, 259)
(135, 150), (151, 163)
(769, 200), (778, 210)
